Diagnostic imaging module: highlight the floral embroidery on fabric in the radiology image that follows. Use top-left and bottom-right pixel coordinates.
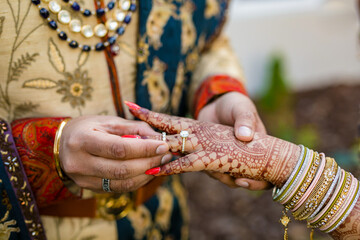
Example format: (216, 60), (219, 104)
(153, 187), (174, 231)
(56, 69), (92, 109)
(137, 37), (150, 64)
(127, 206), (152, 240)
(185, 48), (200, 72)
(205, 0), (220, 19)
(0, 187), (20, 239)
(171, 62), (185, 114)
(3, 156), (19, 173)
(146, 0), (177, 50)
(127, 186), (176, 240)
(137, 0), (230, 115)
(180, 1), (197, 54)
(0, 211), (20, 240)
(0, 119), (45, 239)
(0, 1), (43, 122)
(22, 38), (93, 115)
(142, 57), (170, 112)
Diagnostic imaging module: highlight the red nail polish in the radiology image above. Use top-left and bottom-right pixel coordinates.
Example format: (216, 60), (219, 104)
(122, 135), (141, 139)
(124, 101), (141, 110)
(145, 167), (160, 175)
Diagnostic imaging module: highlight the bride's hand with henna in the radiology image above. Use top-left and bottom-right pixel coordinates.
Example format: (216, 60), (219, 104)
(197, 92), (269, 189)
(125, 102), (301, 187)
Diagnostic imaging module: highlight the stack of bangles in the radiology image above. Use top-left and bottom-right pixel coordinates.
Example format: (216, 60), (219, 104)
(273, 145), (360, 239)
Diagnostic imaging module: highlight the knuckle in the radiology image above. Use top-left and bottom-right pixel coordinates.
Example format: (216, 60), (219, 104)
(143, 143), (155, 157)
(109, 143), (126, 159)
(64, 137), (80, 150)
(237, 111), (256, 125)
(61, 158), (80, 175)
(112, 164), (130, 180)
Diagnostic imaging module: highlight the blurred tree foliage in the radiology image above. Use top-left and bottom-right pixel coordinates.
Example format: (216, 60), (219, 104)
(257, 54), (319, 149)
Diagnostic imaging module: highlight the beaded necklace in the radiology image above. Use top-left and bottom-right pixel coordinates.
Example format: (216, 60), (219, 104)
(31, 0), (136, 52)
(61, 0), (117, 17)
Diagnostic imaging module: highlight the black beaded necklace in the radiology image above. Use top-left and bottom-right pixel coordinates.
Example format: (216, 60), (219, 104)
(31, 0), (136, 52)
(62, 0), (117, 17)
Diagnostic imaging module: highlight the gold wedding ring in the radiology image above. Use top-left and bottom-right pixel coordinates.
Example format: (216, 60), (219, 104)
(180, 130), (189, 154)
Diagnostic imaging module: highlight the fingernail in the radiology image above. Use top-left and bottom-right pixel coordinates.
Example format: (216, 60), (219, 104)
(145, 167), (160, 175)
(236, 180), (249, 188)
(161, 154), (173, 165)
(238, 126), (252, 137)
(122, 135), (141, 139)
(156, 144), (168, 154)
(124, 101), (141, 110)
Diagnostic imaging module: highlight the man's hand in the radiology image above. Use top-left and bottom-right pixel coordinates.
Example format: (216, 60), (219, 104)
(197, 92), (271, 190)
(59, 115), (172, 193)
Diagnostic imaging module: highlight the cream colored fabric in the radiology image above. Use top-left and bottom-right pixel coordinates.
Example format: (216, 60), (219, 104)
(0, 1), (136, 122)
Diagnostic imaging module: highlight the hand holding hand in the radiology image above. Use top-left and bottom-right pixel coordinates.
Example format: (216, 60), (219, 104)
(126, 102), (300, 187)
(59, 115), (172, 193)
(197, 92), (269, 189)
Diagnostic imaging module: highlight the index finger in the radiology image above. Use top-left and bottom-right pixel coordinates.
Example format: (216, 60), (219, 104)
(83, 131), (169, 160)
(124, 101), (195, 134)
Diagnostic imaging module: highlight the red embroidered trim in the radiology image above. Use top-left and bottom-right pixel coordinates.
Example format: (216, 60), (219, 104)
(11, 118), (78, 208)
(193, 75), (248, 119)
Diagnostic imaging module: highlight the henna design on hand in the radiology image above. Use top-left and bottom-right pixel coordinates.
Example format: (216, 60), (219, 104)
(127, 103), (300, 187)
(127, 102), (360, 239)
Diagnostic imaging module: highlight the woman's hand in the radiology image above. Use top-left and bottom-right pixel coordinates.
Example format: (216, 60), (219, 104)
(197, 92), (269, 189)
(59, 115), (172, 193)
(126, 103), (300, 187)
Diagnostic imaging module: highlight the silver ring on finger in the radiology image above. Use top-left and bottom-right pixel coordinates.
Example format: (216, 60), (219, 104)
(162, 132), (166, 142)
(102, 178), (111, 192)
(180, 130), (189, 154)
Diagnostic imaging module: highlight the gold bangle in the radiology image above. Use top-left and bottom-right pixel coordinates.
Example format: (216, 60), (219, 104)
(285, 152), (320, 210)
(292, 157), (337, 220)
(54, 119), (70, 180)
(309, 170), (351, 229)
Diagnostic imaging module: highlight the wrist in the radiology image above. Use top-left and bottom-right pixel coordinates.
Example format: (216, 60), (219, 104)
(54, 119), (70, 181)
(266, 141), (301, 187)
(193, 74), (247, 119)
(53, 118), (82, 196)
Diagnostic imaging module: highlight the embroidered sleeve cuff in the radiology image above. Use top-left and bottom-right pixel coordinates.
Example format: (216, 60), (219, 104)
(193, 74), (248, 119)
(11, 117), (80, 208)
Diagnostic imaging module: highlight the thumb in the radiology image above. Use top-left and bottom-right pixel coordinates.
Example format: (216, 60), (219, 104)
(234, 112), (256, 142)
